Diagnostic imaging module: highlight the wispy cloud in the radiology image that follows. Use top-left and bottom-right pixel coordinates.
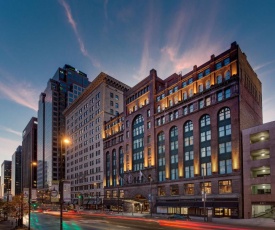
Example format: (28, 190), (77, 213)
(0, 126), (22, 137)
(59, 0), (101, 68)
(158, 3), (222, 76)
(133, 2), (159, 81)
(254, 60), (275, 71)
(0, 69), (39, 111)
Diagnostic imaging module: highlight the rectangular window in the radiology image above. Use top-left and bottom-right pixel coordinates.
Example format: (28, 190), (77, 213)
(201, 182), (212, 194)
(225, 88), (231, 98)
(219, 180), (232, 194)
(199, 99), (204, 109)
(189, 104), (194, 113)
(216, 62), (222, 70)
(170, 184), (179, 195)
(205, 68), (210, 75)
(198, 72), (203, 79)
(158, 186), (166, 196)
(217, 91), (223, 101)
(184, 183), (194, 195)
(224, 58), (230, 66)
(147, 121), (151, 129)
(206, 96), (211, 106)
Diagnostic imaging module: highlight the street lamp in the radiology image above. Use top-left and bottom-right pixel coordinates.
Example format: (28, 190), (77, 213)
(202, 166), (206, 222)
(29, 162), (37, 230)
(60, 137), (70, 230)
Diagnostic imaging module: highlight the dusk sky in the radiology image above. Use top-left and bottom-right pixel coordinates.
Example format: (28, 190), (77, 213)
(0, 0), (275, 165)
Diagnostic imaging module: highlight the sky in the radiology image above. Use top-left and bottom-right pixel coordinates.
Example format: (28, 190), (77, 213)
(0, 0), (275, 166)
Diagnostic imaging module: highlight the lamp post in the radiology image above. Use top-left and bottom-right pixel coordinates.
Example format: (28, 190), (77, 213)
(202, 166), (206, 222)
(29, 162), (37, 230)
(60, 138), (70, 230)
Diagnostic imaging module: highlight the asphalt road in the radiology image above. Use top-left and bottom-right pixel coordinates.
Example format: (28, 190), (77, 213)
(28, 212), (274, 230)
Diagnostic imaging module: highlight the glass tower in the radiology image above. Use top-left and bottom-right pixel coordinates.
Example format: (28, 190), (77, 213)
(37, 65), (90, 190)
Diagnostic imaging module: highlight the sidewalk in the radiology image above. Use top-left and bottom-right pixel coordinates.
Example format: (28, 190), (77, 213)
(0, 218), (28, 230)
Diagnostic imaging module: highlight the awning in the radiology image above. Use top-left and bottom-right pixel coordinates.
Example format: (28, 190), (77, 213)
(212, 202), (238, 208)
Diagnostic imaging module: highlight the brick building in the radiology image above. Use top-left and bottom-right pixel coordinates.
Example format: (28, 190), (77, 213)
(103, 42), (263, 218)
(242, 121), (275, 219)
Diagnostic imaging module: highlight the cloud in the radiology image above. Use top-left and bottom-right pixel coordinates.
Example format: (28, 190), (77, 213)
(158, 3), (222, 76)
(254, 60), (275, 71)
(133, 2), (159, 81)
(59, 0), (101, 68)
(0, 69), (39, 111)
(0, 126), (22, 137)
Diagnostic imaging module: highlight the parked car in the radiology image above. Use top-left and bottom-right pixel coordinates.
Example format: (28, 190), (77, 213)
(168, 214), (191, 220)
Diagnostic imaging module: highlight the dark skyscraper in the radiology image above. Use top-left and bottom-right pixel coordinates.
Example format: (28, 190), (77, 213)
(1, 160), (11, 200)
(12, 146), (22, 195)
(22, 117), (38, 190)
(37, 65), (90, 193)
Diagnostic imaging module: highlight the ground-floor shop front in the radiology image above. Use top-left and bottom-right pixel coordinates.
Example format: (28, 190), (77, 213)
(156, 199), (239, 218)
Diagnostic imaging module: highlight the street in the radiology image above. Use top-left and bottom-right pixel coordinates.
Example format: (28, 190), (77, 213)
(26, 212), (274, 230)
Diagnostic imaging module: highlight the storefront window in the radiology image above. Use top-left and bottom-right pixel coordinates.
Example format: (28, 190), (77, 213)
(184, 183), (194, 195)
(219, 180), (232, 193)
(170, 185), (179, 195)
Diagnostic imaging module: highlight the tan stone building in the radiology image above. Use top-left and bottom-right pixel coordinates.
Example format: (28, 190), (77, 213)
(103, 42), (263, 218)
(64, 72), (130, 206)
(242, 121), (275, 219)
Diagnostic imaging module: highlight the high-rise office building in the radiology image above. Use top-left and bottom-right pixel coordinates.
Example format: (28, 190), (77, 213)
(64, 72), (130, 206)
(103, 42), (263, 218)
(1, 160), (12, 200)
(22, 117), (38, 190)
(37, 65), (90, 197)
(11, 146), (22, 195)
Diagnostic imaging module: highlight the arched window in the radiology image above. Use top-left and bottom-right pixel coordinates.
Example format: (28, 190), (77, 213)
(132, 115), (144, 171)
(119, 147), (124, 185)
(184, 120), (193, 132)
(112, 149), (117, 186)
(218, 107), (232, 175)
(218, 107), (231, 121)
(200, 115), (212, 176)
(183, 92), (187, 100)
(217, 75), (222, 84)
(205, 80), (211, 89)
(184, 121), (194, 178)
(106, 152), (110, 187)
(225, 70), (231, 80)
(198, 84), (203, 93)
(170, 126), (178, 180)
(200, 114), (210, 127)
(189, 88), (193, 97)
(157, 131), (165, 182)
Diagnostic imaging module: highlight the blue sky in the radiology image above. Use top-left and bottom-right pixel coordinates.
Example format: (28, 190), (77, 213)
(0, 0), (275, 165)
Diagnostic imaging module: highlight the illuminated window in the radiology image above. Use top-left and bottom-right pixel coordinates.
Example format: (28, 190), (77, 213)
(201, 182), (212, 194)
(219, 180), (232, 194)
(184, 183), (194, 195)
(158, 186), (166, 196)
